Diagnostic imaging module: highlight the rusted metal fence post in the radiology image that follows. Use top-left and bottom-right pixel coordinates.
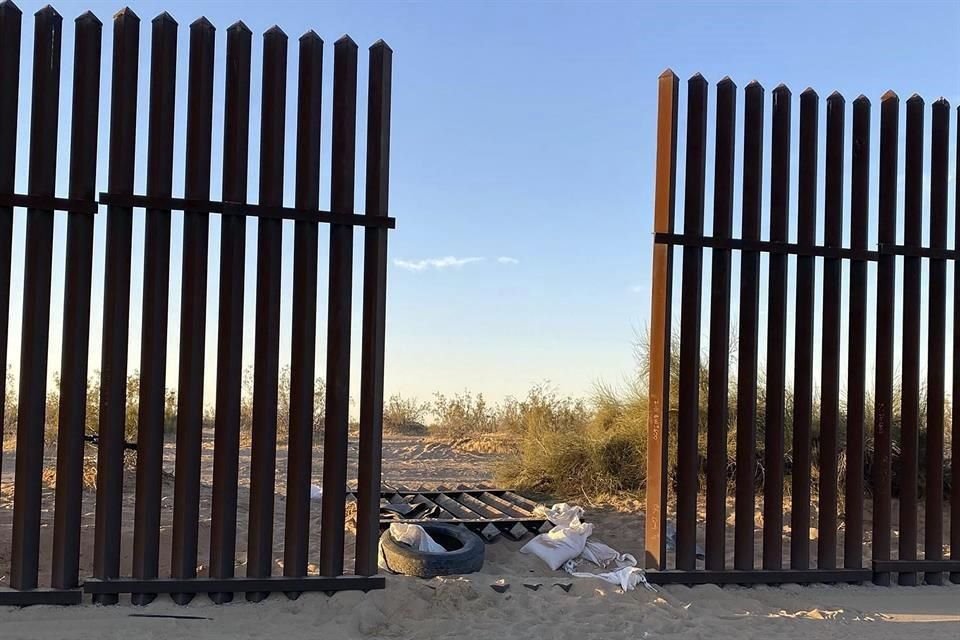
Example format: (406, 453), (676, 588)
(11, 4), (62, 592)
(92, 7), (139, 606)
(355, 40), (393, 577)
(763, 84), (790, 571)
(284, 30), (323, 593)
(644, 69), (678, 571)
(818, 91), (844, 571)
(320, 35), (359, 578)
(734, 81), (763, 571)
(131, 12), (177, 606)
(208, 19), (252, 605)
(51, 10), (101, 591)
(0, 0), (19, 488)
(791, 88), (818, 570)
(246, 24), (287, 603)
(872, 91), (899, 587)
(845, 95), (870, 570)
(704, 77), (735, 571)
(899, 94), (924, 586)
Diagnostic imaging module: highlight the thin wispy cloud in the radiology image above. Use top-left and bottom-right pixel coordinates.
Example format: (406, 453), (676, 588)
(393, 256), (485, 271)
(393, 255), (520, 272)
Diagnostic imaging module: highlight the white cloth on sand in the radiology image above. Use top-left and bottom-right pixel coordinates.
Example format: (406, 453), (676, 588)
(520, 503), (655, 592)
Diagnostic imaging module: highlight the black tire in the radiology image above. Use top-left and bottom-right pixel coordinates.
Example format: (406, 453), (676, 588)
(379, 523), (485, 577)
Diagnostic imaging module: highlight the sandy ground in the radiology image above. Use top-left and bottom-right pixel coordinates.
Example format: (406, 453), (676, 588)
(0, 432), (958, 639)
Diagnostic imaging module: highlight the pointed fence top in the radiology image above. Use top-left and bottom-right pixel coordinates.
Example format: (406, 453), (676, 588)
(191, 15), (214, 30)
(773, 83), (791, 95)
(906, 92), (924, 105)
(335, 33), (357, 48)
(0, 0), (22, 16)
(35, 4), (60, 19)
(227, 19), (251, 34)
(113, 6), (139, 22)
(264, 24), (287, 39)
(933, 96), (950, 109)
(688, 71), (706, 83)
(827, 90), (845, 102)
(853, 94), (870, 106)
(370, 38), (392, 52)
(717, 76), (735, 88)
(75, 9), (101, 25)
(745, 79), (764, 91)
(658, 68), (677, 80)
(800, 87), (818, 98)
(152, 11), (176, 26)
(300, 29), (322, 43)
(880, 89), (899, 102)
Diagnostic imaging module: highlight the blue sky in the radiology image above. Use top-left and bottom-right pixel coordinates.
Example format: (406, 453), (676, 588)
(4, 0), (960, 412)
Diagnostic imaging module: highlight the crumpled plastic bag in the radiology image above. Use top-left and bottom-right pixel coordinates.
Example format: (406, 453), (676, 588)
(566, 563), (651, 592)
(533, 502), (585, 527)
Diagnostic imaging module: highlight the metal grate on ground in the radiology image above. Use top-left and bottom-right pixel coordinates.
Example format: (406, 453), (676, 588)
(349, 484), (551, 541)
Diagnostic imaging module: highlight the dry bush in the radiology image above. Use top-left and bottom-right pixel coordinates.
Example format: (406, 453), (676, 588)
(383, 394), (429, 435)
(496, 382), (644, 496)
(430, 391), (498, 437)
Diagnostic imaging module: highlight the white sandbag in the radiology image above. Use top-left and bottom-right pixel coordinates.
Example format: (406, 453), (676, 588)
(388, 523), (446, 553)
(525, 502), (656, 592)
(520, 518), (593, 570)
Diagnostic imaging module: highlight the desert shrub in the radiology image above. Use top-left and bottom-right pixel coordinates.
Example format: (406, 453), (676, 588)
(383, 394), (430, 435)
(430, 391), (498, 437)
(496, 384), (644, 496)
(240, 365), (326, 445)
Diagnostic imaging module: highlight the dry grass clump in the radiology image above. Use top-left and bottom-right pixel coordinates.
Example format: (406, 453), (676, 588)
(496, 382), (646, 496)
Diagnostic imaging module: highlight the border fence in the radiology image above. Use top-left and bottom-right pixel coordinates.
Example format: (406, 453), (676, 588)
(645, 70), (959, 586)
(0, 2), (392, 605)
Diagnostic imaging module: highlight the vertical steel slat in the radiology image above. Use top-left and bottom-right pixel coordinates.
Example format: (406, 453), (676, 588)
(818, 91), (844, 571)
(93, 8), (140, 604)
(704, 77), (735, 571)
(131, 12), (177, 606)
(845, 95), (870, 570)
(735, 81), (764, 571)
(10, 5), (61, 591)
(763, 84), (791, 571)
(675, 73), (707, 571)
(246, 25), (287, 602)
(924, 98), (949, 585)
(50, 10), (101, 591)
(170, 17), (215, 606)
(355, 40), (393, 577)
(319, 35), (358, 577)
(93, 7), (139, 605)
(899, 94), (924, 586)
(872, 91), (898, 586)
(952, 105), (960, 586)
(791, 88), (818, 570)
(0, 0), (21, 487)
(209, 20), (252, 605)
(644, 70), (679, 570)
(283, 30), (323, 590)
